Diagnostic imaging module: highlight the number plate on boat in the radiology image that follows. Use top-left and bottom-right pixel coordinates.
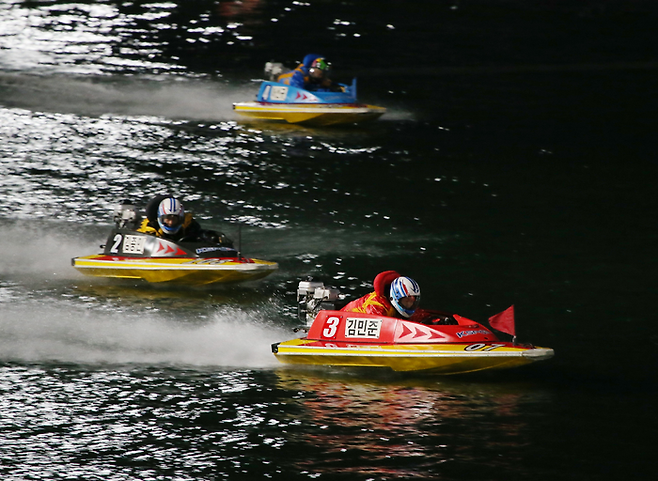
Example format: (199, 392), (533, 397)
(270, 86), (288, 101)
(122, 235), (146, 254)
(345, 318), (382, 339)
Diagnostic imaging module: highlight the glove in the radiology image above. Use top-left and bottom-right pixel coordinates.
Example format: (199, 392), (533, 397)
(218, 234), (234, 248)
(200, 230), (220, 244)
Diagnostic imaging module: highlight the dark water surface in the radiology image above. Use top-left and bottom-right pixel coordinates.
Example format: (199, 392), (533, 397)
(1, 1), (657, 479)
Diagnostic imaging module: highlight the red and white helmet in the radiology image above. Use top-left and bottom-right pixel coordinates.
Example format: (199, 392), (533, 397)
(157, 198), (184, 234)
(389, 276), (421, 318)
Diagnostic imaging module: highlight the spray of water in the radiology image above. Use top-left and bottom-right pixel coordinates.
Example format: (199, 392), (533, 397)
(0, 73), (257, 122)
(0, 222), (296, 368)
(0, 72), (410, 123)
(0, 222), (101, 278)
(0, 303), (292, 368)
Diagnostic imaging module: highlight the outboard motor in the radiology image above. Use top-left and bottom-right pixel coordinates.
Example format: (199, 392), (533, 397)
(297, 280), (341, 327)
(264, 62), (285, 81)
(113, 203), (141, 229)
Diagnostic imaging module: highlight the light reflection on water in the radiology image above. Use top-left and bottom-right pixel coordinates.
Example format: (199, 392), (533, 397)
(0, 363), (553, 480)
(273, 370), (553, 479)
(1, 1), (182, 75)
(0, 77), (420, 231)
(0, 367), (287, 479)
(4, 1), (656, 479)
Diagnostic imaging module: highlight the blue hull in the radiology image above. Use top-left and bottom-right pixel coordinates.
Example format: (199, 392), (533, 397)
(256, 79), (358, 104)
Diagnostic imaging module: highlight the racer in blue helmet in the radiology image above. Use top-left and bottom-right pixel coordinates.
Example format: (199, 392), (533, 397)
(389, 276), (421, 318)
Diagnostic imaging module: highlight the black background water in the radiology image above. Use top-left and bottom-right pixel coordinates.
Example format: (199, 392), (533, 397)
(1, 1), (657, 479)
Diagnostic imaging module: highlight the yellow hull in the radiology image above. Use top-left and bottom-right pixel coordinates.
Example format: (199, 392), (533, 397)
(233, 102), (386, 126)
(72, 255), (278, 285)
(273, 338), (554, 375)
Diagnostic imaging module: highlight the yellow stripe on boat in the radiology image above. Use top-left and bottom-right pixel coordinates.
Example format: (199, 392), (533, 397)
(273, 338), (554, 375)
(72, 255), (278, 285)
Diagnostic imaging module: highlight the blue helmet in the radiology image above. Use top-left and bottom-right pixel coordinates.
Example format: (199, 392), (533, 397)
(389, 276), (421, 318)
(157, 198), (184, 234)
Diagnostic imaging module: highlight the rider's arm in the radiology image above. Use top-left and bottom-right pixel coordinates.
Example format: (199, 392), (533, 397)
(135, 218), (158, 236)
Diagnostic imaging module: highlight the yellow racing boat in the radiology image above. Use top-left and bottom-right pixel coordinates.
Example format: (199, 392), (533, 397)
(72, 204), (277, 286)
(233, 78), (385, 126)
(233, 101), (386, 126)
(73, 247), (277, 285)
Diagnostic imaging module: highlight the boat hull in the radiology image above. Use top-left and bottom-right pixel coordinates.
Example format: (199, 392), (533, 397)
(72, 227), (278, 285)
(233, 102), (386, 126)
(272, 309), (554, 375)
(72, 255), (278, 285)
(272, 338), (554, 375)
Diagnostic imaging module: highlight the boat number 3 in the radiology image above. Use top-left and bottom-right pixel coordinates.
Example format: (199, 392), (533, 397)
(464, 343), (507, 352)
(110, 234), (123, 254)
(322, 317), (340, 338)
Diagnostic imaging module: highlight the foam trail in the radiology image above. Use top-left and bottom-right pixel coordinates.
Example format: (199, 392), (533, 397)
(0, 73), (406, 124)
(0, 73), (259, 122)
(0, 223), (94, 278)
(0, 304), (294, 368)
(0, 222), (296, 369)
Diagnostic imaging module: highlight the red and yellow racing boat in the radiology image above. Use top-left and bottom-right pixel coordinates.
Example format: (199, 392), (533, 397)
(272, 282), (554, 375)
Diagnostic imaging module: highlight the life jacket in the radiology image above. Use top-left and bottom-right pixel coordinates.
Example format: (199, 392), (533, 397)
(276, 64), (305, 87)
(341, 270), (401, 317)
(136, 212), (194, 238)
(277, 54), (333, 90)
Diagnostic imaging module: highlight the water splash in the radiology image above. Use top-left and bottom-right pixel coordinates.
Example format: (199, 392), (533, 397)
(0, 73), (256, 122)
(0, 222), (100, 278)
(0, 304), (290, 368)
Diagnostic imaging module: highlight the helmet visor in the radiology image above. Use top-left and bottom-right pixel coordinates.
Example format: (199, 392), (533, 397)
(309, 58), (329, 79)
(399, 295), (420, 311)
(159, 214), (182, 228)
(309, 68), (325, 79)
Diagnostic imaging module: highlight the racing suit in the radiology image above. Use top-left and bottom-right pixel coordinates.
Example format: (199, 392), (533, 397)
(341, 291), (398, 317)
(136, 213), (201, 242)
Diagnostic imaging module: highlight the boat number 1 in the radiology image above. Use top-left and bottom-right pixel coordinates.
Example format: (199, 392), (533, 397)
(464, 343), (507, 352)
(322, 317), (340, 338)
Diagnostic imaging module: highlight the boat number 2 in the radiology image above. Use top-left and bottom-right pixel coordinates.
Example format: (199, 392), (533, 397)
(322, 317), (340, 338)
(464, 343), (507, 352)
(110, 234), (123, 254)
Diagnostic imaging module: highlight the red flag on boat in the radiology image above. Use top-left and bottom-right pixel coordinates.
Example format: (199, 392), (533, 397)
(489, 305), (516, 336)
